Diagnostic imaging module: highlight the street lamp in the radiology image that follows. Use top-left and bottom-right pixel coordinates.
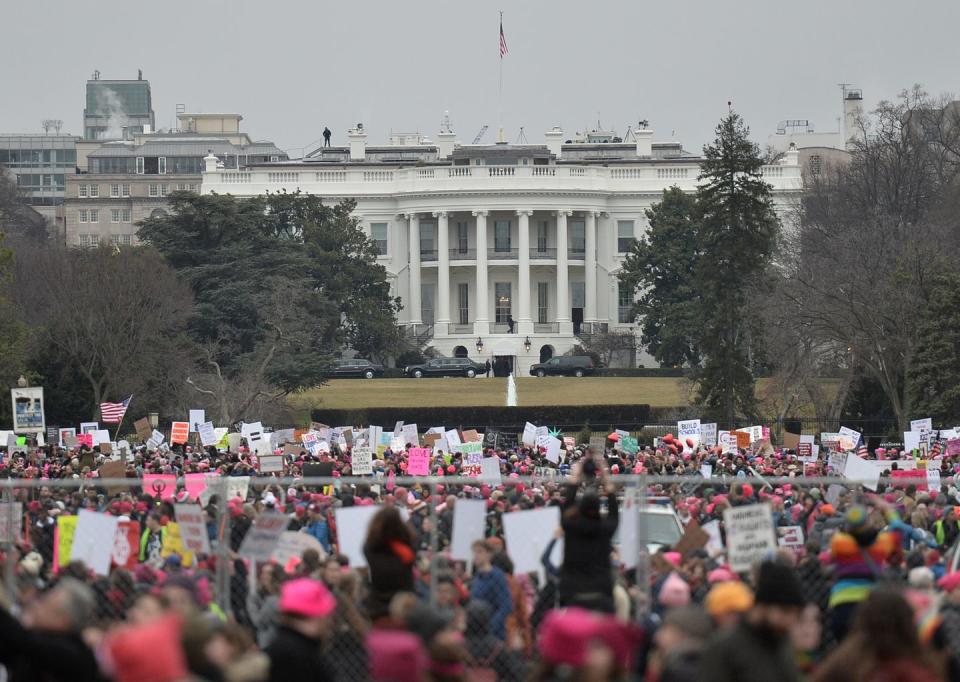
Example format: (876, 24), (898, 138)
(523, 336), (532, 352)
(476, 337), (484, 353)
(148, 412), (159, 429)
(16, 375), (27, 388)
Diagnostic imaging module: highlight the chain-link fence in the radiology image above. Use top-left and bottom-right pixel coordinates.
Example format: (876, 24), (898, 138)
(0, 472), (944, 680)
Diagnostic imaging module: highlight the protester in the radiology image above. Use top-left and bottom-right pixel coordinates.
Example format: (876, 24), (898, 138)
(364, 506), (416, 623)
(469, 539), (512, 641)
(264, 578), (337, 681)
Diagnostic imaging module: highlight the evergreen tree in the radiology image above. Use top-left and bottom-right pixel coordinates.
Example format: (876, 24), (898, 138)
(618, 187), (701, 367)
(909, 275), (960, 421)
(694, 112), (779, 424)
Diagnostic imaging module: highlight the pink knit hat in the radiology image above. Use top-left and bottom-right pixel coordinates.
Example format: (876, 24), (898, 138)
(278, 578), (335, 618)
(658, 571), (691, 607)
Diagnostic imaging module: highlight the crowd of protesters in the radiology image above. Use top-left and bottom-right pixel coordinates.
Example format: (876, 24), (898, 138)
(0, 426), (958, 680)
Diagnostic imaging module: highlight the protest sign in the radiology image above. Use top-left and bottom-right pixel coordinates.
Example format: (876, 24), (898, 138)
(93, 429), (111, 446)
(334, 505), (382, 568)
(838, 426), (862, 451)
(175, 504), (211, 555)
(184, 473), (208, 500)
(77, 433), (94, 448)
(227, 477), (250, 501)
(948, 439), (960, 457)
(188, 410), (205, 432)
(111, 521), (140, 570)
(479, 457), (502, 485)
(723, 504), (776, 572)
(783, 432), (801, 450)
(462, 429), (482, 443)
(432, 438), (450, 458)
(719, 431), (737, 454)
(797, 442), (814, 461)
(842, 453), (881, 491)
(80, 422), (99, 435)
(59, 428), (77, 447)
(904, 431), (922, 453)
(390, 437), (405, 452)
(170, 422), (189, 445)
(674, 522), (710, 558)
(701, 520), (724, 557)
(621, 436), (639, 455)
(463, 449), (483, 477)
(825, 484), (847, 506)
(735, 431), (751, 449)
(351, 447), (374, 475)
(677, 419), (701, 451)
(616, 488), (642, 568)
(892, 469), (928, 492)
(11, 386), (44, 434)
(700, 464), (713, 478)
(911, 418), (933, 433)
(241, 421), (264, 444)
(134, 418), (152, 441)
(99, 461), (127, 496)
(198, 422), (218, 447)
(445, 429), (462, 448)
(502, 507), (562, 576)
(928, 467), (942, 491)
(700, 423), (718, 448)
(238, 513), (289, 561)
(522, 422), (537, 447)
(541, 435), (562, 463)
(143, 474), (177, 501)
(73, 510), (119, 576)
(777, 526), (805, 551)
(450, 499), (487, 561)
(55, 515), (78, 569)
(271, 532), (326, 570)
(407, 448), (431, 475)
(401, 423), (419, 446)
(258, 455), (284, 473)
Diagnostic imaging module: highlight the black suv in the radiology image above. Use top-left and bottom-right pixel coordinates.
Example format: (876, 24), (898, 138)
(404, 357), (486, 378)
(332, 358), (384, 379)
(529, 355), (596, 377)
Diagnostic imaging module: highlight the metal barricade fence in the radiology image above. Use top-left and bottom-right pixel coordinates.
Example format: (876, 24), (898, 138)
(0, 473), (926, 679)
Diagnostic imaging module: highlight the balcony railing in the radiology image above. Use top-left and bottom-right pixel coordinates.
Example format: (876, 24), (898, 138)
(449, 248), (476, 260)
(530, 248), (556, 259)
(568, 248), (586, 260)
(577, 322), (609, 336)
(400, 323), (434, 342)
(534, 322), (560, 333)
(489, 248), (518, 259)
(420, 249), (438, 262)
(490, 322), (518, 334)
(446, 323), (473, 335)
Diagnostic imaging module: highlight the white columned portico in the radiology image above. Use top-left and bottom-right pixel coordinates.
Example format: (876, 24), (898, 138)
(556, 210), (572, 334)
(407, 213), (422, 324)
(585, 211), (599, 323)
(473, 210), (489, 336)
(435, 211), (450, 327)
(517, 210), (533, 334)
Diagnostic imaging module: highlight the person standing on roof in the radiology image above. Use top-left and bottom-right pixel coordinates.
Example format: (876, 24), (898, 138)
(323, 127), (332, 147)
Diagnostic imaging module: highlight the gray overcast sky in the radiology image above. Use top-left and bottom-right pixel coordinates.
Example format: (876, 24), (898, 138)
(4, 0), (960, 156)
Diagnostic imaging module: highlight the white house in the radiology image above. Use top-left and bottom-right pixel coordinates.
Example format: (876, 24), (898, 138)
(201, 122), (802, 376)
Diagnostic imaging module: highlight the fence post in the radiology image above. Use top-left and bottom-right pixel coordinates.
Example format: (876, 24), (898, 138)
(635, 474), (651, 620)
(215, 477), (231, 617)
(3, 485), (14, 604)
(429, 482), (439, 606)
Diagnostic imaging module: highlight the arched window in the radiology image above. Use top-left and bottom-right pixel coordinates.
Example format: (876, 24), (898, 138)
(453, 345), (468, 358)
(539, 345), (554, 363)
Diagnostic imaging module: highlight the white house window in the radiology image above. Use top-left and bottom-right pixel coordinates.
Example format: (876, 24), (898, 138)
(136, 157), (144, 174)
(78, 209), (88, 223)
(89, 209), (99, 223)
(159, 184), (169, 197)
(617, 220), (636, 253)
(79, 234), (99, 248)
(78, 184), (87, 198)
(537, 282), (549, 324)
(189, 183), (198, 192)
(421, 284), (435, 324)
(419, 222), (435, 258)
(158, 157), (166, 174)
(569, 219), (585, 254)
(494, 220), (511, 252)
(121, 208), (131, 222)
(88, 184), (99, 198)
(495, 282), (512, 323)
(456, 222), (469, 254)
(370, 223), (388, 255)
(111, 209), (120, 223)
(537, 221), (549, 252)
(110, 183), (120, 198)
(618, 282), (634, 323)
(148, 184), (158, 197)
(121, 183), (130, 197)
(110, 234), (133, 246)
(458, 283), (469, 324)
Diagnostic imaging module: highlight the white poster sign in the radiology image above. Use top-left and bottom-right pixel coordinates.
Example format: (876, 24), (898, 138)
(73, 510), (119, 576)
(188, 410), (205, 433)
(445, 429), (462, 447)
(258, 454), (284, 473)
(502, 507), (562, 575)
(401, 423), (419, 445)
(911, 418), (933, 434)
(522, 422), (537, 447)
(198, 422), (218, 447)
(0, 503), (22, 543)
(450, 499), (487, 561)
(80, 422), (99, 435)
(174, 504), (211, 555)
(351, 447), (374, 475)
(10, 387), (44, 434)
(479, 457), (502, 485)
(677, 419), (701, 451)
(777, 526), (805, 550)
(334, 505), (382, 568)
(237, 512), (289, 561)
(271, 531), (326, 568)
(723, 503), (776, 572)
(241, 421), (264, 443)
(699, 423), (718, 448)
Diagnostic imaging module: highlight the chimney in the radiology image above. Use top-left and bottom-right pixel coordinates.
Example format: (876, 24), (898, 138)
(634, 127), (653, 158)
(437, 131), (456, 158)
(785, 142), (800, 167)
(842, 87), (863, 150)
(544, 127), (563, 159)
(203, 151), (219, 173)
(348, 125), (367, 161)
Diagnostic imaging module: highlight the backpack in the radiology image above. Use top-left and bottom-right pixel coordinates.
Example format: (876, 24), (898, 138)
(465, 643), (501, 682)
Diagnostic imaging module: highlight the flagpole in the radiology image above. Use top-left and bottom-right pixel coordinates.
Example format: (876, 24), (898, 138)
(498, 10), (504, 144)
(112, 396), (131, 442)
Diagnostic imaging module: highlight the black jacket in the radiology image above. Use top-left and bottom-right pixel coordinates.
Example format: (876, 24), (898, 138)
(559, 484), (619, 612)
(698, 620), (800, 682)
(364, 543), (415, 621)
(265, 625), (336, 682)
(0, 608), (101, 682)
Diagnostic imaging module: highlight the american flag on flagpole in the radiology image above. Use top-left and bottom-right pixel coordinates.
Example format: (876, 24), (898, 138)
(100, 395), (132, 423)
(499, 15), (508, 57)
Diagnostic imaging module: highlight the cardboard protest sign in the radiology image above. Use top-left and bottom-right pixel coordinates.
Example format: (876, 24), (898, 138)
(479, 457), (502, 485)
(198, 422), (218, 447)
(777, 526), (805, 550)
(783, 432), (801, 450)
(175, 504), (211, 555)
(462, 429), (482, 443)
(188, 410), (205, 433)
(73, 510), (120, 576)
(238, 513), (290, 561)
(735, 431), (751, 449)
(503, 507), (562, 576)
(99, 460), (127, 496)
(673, 521), (710, 558)
(271, 531), (326, 570)
(111, 521), (140, 570)
(351, 447), (374, 475)
(134, 418), (153, 441)
(170, 422), (189, 445)
(407, 448), (431, 475)
(450, 499), (487, 561)
(723, 504), (776, 572)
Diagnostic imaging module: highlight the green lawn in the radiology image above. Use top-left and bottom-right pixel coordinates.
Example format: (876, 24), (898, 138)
(290, 377), (695, 411)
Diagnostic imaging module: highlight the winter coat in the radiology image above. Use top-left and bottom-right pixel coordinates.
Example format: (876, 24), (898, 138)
(363, 540), (415, 621)
(265, 625), (335, 682)
(698, 620), (800, 682)
(0, 608), (101, 682)
(559, 483), (619, 612)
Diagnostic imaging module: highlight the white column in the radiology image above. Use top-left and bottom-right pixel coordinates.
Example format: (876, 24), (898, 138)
(517, 210), (533, 334)
(408, 213), (422, 324)
(585, 211), (598, 322)
(556, 210), (572, 334)
(473, 210), (489, 336)
(435, 211), (450, 328)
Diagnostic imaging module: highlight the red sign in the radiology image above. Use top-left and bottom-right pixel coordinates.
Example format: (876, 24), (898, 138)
(170, 422), (189, 445)
(112, 521), (141, 569)
(76, 433), (94, 448)
(798, 443), (813, 458)
(891, 469), (928, 492)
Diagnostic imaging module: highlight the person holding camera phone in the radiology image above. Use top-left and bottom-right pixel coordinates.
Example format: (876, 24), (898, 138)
(559, 448), (619, 613)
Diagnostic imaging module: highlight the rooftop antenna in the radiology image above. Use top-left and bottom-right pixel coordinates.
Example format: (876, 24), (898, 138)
(42, 119), (63, 134)
(516, 126), (528, 143)
(92, 70), (100, 80)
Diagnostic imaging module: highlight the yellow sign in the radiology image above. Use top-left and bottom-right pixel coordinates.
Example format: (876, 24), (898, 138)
(161, 522), (194, 567)
(56, 515), (78, 569)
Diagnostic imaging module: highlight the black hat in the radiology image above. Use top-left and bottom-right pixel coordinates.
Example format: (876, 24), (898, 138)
(754, 561), (806, 607)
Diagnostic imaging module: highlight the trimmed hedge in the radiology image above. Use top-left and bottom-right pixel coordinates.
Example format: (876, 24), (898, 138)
(312, 404), (652, 430)
(596, 367), (689, 378)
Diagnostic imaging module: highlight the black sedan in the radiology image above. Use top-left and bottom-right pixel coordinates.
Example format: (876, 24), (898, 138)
(332, 358), (384, 379)
(403, 357), (486, 378)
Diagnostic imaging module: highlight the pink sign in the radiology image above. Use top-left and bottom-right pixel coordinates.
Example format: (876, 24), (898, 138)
(77, 433), (94, 448)
(947, 439), (960, 457)
(184, 473), (208, 500)
(891, 469), (927, 492)
(407, 448), (431, 476)
(143, 474), (177, 501)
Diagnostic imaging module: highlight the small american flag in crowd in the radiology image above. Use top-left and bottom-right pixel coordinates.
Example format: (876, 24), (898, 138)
(931, 438), (943, 458)
(857, 440), (869, 457)
(499, 15), (508, 57)
(100, 395), (132, 423)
